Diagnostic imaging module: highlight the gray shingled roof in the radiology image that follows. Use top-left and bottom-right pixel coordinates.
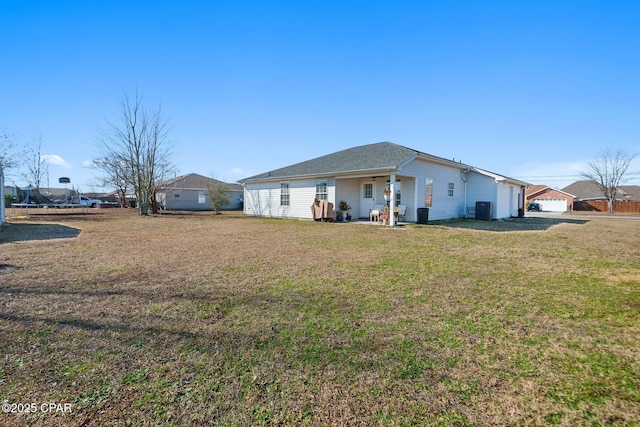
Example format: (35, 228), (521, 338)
(562, 180), (640, 201)
(619, 185), (640, 201)
(240, 141), (531, 186)
(240, 142), (428, 182)
(158, 173), (243, 191)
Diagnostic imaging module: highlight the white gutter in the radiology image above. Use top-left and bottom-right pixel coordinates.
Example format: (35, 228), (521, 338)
(461, 167), (471, 217)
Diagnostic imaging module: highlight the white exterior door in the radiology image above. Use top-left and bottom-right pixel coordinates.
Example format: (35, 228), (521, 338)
(360, 182), (375, 218)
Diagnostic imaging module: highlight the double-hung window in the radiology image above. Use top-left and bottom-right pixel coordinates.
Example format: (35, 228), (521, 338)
(315, 180), (327, 200)
(448, 182), (455, 197)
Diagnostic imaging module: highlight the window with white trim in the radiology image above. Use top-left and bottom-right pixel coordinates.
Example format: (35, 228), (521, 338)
(448, 182), (454, 197)
(315, 180), (327, 200)
(280, 182), (290, 206)
(425, 178), (433, 207)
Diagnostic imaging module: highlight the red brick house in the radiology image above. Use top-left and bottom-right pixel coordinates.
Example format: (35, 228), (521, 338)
(526, 185), (575, 212)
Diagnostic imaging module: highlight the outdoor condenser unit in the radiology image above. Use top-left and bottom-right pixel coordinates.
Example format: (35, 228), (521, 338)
(475, 201), (493, 221)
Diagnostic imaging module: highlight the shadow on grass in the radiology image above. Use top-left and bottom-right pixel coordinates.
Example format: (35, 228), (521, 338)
(0, 223), (81, 243)
(429, 216), (589, 232)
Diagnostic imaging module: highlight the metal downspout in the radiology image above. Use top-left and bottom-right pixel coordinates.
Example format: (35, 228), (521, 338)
(461, 167), (471, 217)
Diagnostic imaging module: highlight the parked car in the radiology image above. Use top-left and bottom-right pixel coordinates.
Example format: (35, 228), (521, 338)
(78, 196), (102, 207)
(527, 202), (541, 212)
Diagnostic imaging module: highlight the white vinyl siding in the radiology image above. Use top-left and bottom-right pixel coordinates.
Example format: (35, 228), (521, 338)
(335, 178), (361, 216)
(495, 183), (512, 219)
(244, 178), (336, 219)
(401, 158), (465, 221)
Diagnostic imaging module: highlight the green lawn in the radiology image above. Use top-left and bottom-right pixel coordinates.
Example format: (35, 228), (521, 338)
(0, 212), (638, 426)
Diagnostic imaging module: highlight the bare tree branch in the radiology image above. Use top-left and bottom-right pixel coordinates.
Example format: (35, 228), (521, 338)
(96, 90), (175, 215)
(22, 137), (48, 191)
(581, 148), (638, 213)
(0, 131), (21, 173)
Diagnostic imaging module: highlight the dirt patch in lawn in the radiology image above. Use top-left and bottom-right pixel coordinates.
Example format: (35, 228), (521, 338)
(0, 223), (81, 243)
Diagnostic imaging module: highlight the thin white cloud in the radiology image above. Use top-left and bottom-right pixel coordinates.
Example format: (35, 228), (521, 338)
(229, 167), (245, 176)
(41, 154), (71, 168)
(513, 155), (640, 187)
(508, 160), (588, 189)
(82, 160), (94, 168)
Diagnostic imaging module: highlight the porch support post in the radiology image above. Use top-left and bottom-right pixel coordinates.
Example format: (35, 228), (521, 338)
(389, 173), (396, 226)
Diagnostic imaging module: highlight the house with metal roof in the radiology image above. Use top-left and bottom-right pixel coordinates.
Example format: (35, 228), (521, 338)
(239, 142), (529, 224)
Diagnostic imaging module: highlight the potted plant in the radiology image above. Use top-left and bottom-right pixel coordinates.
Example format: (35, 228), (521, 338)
(338, 200), (351, 221)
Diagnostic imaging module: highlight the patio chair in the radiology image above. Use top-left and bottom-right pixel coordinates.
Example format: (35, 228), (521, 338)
(397, 205), (407, 222)
(369, 204), (384, 222)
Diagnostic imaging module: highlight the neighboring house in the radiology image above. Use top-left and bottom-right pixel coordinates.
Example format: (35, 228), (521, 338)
(619, 185), (640, 201)
(156, 173), (244, 211)
(525, 185), (575, 212)
(239, 141), (529, 223)
(562, 180), (640, 201)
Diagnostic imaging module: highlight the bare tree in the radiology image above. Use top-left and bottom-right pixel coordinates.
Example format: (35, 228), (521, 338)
(0, 131), (20, 173)
(22, 137), (48, 192)
(205, 179), (231, 215)
(92, 155), (131, 207)
(98, 90), (175, 215)
(582, 148), (638, 213)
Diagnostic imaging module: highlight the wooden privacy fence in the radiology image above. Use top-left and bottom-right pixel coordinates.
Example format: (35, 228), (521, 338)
(573, 200), (640, 213)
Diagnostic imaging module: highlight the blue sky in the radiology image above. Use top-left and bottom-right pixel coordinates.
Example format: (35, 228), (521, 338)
(2, 0), (639, 191)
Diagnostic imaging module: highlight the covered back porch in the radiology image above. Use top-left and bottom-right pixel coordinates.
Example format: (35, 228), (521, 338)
(334, 174), (416, 225)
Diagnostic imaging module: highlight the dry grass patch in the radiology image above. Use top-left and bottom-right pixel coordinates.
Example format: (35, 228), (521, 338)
(0, 211), (638, 426)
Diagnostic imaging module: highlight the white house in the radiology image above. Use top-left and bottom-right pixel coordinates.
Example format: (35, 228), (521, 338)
(239, 142), (529, 224)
